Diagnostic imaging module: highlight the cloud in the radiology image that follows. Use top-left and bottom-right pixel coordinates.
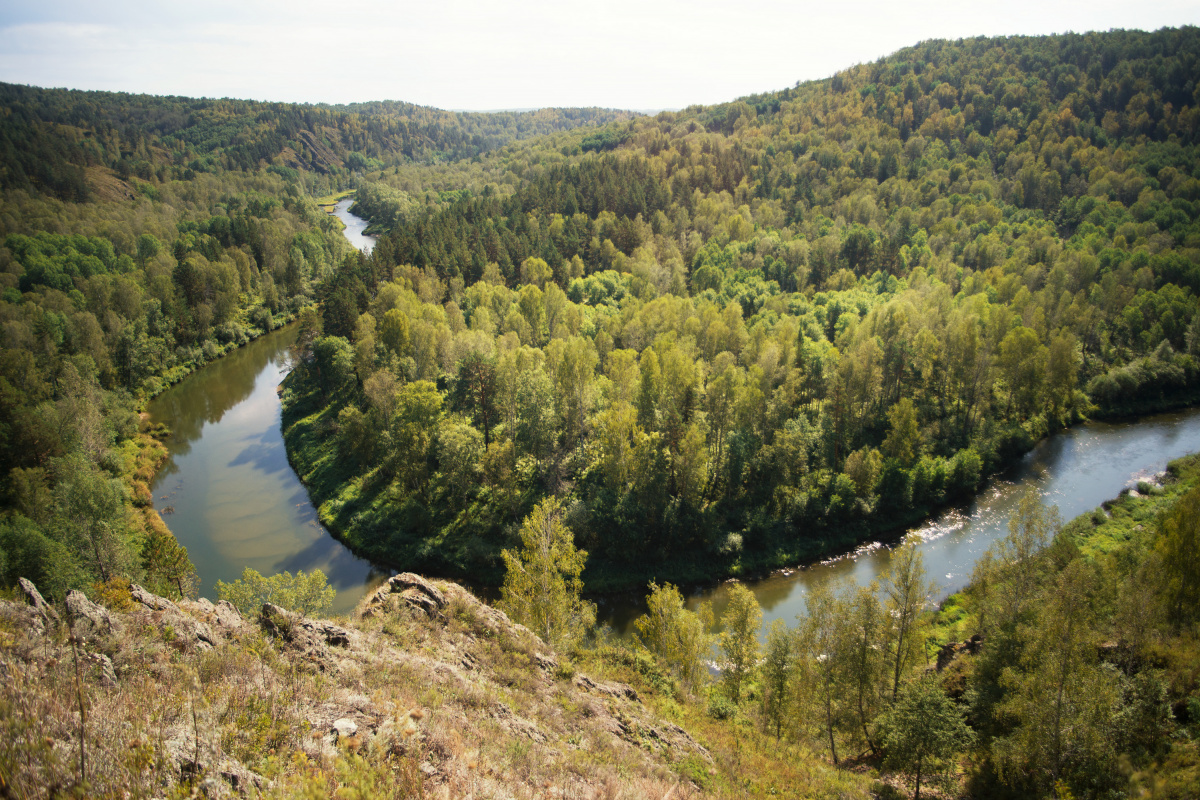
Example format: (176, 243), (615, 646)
(1, 1), (1197, 108)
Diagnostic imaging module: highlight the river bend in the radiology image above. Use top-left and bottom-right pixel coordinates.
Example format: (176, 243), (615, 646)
(149, 200), (1200, 630)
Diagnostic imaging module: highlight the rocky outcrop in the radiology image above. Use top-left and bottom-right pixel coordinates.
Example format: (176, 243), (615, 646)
(65, 589), (119, 640)
(0, 577), (709, 798)
(574, 673), (641, 702)
(18, 577), (58, 633)
(936, 633), (983, 671)
(359, 572), (448, 619)
(130, 583), (217, 652)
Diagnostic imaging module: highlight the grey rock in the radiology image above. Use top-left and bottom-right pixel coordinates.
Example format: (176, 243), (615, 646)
(89, 652), (118, 687)
(65, 589), (118, 639)
(389, 573), (446, 616)
(188, 598), (249, 635)
(130, 584), (216, 652)
(259, 604), (356, 672)
(18, 578), (58, 625)
(218, 761), (266, 795)
(130, 583), (174, 611)
(332, 718), (358, 739)
(215, 600), (247, 630)
(574, 673), (640, 702)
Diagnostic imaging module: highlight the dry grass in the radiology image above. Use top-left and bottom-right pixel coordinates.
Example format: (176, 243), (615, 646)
(0, 579), (726, 799)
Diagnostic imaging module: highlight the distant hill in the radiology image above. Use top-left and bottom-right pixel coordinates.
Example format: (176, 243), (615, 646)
(0, 82), (637, 201)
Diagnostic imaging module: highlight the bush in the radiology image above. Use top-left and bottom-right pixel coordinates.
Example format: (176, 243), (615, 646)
(707, 691), (737, 720)
(93, 576), (135, 610)
(251, 306), (275, 332)
(215, 567), (335, 617)
(947, 448), (982, 496)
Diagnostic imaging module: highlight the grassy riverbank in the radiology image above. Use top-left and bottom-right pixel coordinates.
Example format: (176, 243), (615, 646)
(315, 189), (356, 209)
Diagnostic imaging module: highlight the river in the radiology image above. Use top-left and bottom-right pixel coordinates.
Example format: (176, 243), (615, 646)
(148, 200), (1200, 631)
(330, 196), (378, 253)
(599, 408), (1200, 636)
(146, 197), (384, 614)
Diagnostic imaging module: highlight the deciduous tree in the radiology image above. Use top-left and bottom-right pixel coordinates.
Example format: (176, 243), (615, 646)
(500, 497), (595, 650)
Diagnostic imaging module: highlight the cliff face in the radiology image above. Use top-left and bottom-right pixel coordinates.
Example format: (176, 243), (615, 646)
(0, 575), (709, 799)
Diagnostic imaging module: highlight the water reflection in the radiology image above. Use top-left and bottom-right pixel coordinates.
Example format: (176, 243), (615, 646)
(147, 326), (387, 613)
(603, 408), (1200, 639)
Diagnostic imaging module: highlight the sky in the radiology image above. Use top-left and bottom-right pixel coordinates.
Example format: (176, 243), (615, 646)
(1, 1), (1198, 111)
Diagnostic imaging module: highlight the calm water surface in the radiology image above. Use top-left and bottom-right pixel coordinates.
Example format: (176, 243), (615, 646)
(147, 326), (387, 613)
(147, 197), (384, 614)
(596, 407), (1200, 637)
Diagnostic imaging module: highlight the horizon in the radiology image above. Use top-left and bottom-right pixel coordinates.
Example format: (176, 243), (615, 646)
(2, 2), (1199, 112)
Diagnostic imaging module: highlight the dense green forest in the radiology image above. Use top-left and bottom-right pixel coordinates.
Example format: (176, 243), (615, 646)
(0, 84), (629, 600)
(281, 27), (1200, 591)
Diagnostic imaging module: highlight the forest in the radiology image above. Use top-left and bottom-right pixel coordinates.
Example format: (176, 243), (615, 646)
(0, 84), (625, 600)
(0, 23), (1198, 800)
(280, 27), (1200, 591)
(596, 448), (1200, 799)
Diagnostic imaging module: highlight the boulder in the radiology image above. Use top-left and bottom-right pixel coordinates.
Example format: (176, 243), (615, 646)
(186, 598), (250, 636)
(130, 583), (174, 611)
(259, 604), (357, 671)
(65, 590), (118, 640)
(360, 573), (448, 619)
(332, 718), (358, 740)
(130, 584), (216, 652)
(18, 578), (57, 620)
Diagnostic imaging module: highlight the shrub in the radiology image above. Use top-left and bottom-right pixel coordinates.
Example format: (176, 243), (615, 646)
(707, 691), (736, 720)
(216, 567), (335, 617)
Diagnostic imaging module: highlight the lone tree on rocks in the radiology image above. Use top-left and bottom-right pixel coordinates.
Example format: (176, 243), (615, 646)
(500, 497), (595, 650)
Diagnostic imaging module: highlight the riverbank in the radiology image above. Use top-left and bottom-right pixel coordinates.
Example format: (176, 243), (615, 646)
(915, 450), (1200, 796)
(927, 450), (1200, 649)
(279, 352), (1200, 638)
(276, 344), (1200, 602)
(315, 189), (356, 209)
(135, 310), (297, 411)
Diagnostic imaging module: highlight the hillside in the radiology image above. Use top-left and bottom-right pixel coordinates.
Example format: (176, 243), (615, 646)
(0, 82), (635, 203)
(0, 573), (865, 799)
(280, 27), (1200, 591)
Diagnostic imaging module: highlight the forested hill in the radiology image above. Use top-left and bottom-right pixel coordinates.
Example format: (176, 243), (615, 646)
(280, 27), (1200, 591)
(0, 82), (635, 202)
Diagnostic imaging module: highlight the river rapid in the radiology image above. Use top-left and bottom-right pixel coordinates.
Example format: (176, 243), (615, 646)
(598, 407), (1200, 635)
(149, 199), (1200, 631)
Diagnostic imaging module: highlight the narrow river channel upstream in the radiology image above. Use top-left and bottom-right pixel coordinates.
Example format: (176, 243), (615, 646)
(149, 198), (1200, 631)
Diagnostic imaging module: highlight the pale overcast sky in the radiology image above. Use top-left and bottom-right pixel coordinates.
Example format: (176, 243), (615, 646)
(1, 1), (1198, 111)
